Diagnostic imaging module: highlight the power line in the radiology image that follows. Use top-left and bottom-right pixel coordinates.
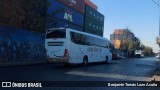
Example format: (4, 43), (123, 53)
(152, 0), (160, 7)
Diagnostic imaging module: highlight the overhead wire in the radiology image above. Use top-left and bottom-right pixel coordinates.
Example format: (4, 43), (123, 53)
(152, 0), (160, 7)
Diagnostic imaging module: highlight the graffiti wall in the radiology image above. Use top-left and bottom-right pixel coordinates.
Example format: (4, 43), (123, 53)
(0, 27), (46, 63)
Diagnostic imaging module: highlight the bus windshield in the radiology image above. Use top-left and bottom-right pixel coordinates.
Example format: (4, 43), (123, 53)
(46, 29), (66, 39)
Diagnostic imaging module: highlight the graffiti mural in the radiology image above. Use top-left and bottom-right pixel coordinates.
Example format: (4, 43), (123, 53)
(0, 27), (46, 62)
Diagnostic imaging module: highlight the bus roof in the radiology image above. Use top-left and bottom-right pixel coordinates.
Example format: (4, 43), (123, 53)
(47, 28), (109, 41)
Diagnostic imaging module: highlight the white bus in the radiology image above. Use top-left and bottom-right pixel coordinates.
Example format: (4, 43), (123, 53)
(45, 28), (112, 65)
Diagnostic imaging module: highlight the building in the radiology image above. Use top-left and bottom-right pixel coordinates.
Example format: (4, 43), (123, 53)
(110, 28), (141, 57)
(110, 29), (138, 49)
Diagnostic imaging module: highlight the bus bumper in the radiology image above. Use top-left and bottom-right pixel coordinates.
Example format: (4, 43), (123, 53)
(46, 57), (69, 63)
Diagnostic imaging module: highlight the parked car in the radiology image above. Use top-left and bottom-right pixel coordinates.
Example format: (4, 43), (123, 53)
(155, 52), (160, 58)
(156, 55), (160, 58)
(112, 53), (118, 60)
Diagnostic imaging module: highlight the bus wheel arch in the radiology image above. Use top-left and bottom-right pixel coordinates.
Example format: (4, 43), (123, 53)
(83, 55), (88, 66)
(105, 56), (108, 64)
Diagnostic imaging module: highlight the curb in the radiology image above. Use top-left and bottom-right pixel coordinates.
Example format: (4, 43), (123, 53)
(152, 71), (160, 81)
(0, 61), (47, 67)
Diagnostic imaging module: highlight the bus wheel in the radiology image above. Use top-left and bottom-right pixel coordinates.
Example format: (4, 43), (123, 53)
(105, 56), (108, 64)
(83, 56), (88, 66)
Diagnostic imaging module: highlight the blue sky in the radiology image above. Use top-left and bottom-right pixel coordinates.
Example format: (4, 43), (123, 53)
(91, 0), (160, 52)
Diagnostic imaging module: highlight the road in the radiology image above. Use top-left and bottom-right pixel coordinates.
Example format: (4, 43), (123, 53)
(0, 57), (159, 90)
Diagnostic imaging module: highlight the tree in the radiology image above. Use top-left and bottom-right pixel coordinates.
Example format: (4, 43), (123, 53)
(135, 38), (141, 50)
(156, 36), (160, 47)
(144, 46), (154, 56)
(0, 0), (2, 17)
(0, 0), (25, 27)
(127, 40), (137, 57)
(22, 0), (47, 32)
(140, 44), (145, 50)
(128, 41), (136, 51)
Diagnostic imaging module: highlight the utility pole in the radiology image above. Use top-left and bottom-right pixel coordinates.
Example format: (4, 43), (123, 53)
(152, 0), (160, 71)
(152, 0), (160, 46)
(158, 0), (160, 45)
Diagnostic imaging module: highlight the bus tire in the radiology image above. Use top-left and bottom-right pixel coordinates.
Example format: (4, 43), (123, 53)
(105, 56), (108, 64)
(83, 56), (88, 66)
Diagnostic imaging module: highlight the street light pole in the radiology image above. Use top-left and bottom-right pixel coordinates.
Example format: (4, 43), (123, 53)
(152, 0), (160, 71)
(159, 4), (160, 35)
(152, 0), (160, 46)
(152, 0), (160, 34)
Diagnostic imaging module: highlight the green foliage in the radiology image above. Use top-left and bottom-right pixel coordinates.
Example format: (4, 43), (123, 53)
(120, 43), (128, 51)
(143, 46), (154, 56)
(156, 36), (160, 47)
(120, 38), (144, 57)
(9, 2), (24, 27)
(22, 0), (47, 32)
(140, 44), (145, 50)
(0, 0), (24, 27)
(0, 0), (2, 17)
(120, 39), (137, 51)
(0, 0), (48, 32)
(128, 40), (136, 51)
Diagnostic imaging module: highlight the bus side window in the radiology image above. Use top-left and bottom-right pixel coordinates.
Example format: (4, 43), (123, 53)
(76, 33), (83, 44)
(70, 32), (75, 43)
(81, 35), (87, 45)
(70, 32), (85, 45)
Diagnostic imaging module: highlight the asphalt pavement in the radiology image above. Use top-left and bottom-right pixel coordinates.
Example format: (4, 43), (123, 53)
(0, 57), (158, 81)
(0, 57), (159, 90)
